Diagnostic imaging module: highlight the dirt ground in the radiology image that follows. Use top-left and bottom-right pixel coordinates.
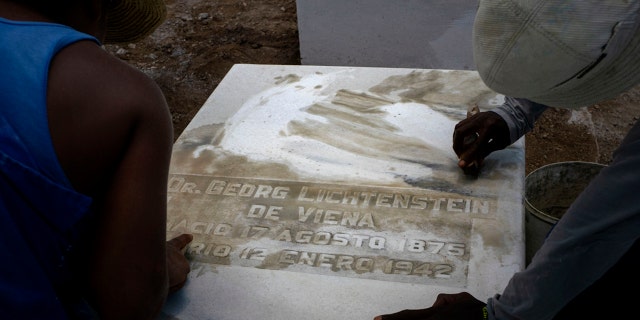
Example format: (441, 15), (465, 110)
(105, 0), (640, 175)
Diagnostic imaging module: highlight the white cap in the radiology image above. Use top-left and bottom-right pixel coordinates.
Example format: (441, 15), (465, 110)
(473, 0), (640, 108)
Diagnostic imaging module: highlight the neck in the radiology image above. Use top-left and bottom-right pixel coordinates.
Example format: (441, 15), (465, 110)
(0, 1), (52, 22)
(0, 0), (107, 42)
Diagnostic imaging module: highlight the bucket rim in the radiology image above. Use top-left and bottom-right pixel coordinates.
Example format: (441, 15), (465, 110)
(524, 161), (606, 223)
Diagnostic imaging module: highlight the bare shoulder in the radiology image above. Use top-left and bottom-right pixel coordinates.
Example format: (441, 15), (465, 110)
(48, 39), (173, 195)
(49, 40), (169, 119)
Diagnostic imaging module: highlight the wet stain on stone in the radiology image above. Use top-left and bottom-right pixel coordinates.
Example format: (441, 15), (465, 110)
(369, 70), (498, 117)
(274, 73), (301, 85)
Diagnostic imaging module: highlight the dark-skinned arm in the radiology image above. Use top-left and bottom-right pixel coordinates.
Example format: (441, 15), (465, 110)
(47, 40), (191, 319)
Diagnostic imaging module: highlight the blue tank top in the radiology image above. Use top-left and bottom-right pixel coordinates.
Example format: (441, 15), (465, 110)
(0, 17), (98, 319)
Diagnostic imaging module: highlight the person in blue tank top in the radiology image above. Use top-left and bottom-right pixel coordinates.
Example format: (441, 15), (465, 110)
(0, 0), (192, 318)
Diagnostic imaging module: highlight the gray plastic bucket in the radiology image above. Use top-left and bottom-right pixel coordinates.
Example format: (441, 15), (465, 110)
(524, 161), (605, 265)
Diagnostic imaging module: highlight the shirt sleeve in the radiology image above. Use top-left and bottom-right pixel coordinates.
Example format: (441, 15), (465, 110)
(486, 118), (640, 319)
(490, 97), (549, 144)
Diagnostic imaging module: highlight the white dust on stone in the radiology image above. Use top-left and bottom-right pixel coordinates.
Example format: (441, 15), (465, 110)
(216, 71), (459, 184)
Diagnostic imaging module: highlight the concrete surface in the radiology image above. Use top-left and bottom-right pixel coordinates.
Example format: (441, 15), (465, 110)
(296, 0), (478, 70)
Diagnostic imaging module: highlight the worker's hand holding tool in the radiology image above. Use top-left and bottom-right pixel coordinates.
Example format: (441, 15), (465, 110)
(452, 108), (511, 176)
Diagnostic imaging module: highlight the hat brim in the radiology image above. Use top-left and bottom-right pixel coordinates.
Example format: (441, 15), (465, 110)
(105, 0), (167, 44)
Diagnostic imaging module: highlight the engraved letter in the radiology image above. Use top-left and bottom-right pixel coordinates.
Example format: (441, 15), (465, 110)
(205, 180), (226, 195)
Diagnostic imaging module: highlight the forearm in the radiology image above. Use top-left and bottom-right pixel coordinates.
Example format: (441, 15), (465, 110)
(487, 119), (640, 319)
(89, 114), (173, 319)
(490, 97), (548, 144)
(88, 198), (170, 319)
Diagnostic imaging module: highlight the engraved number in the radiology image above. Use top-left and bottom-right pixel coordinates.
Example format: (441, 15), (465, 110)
(406, 240), (465, 256)
(384, 259), (453, 278)
(239, 247), (267, 261)
(240, 226), (270, 239)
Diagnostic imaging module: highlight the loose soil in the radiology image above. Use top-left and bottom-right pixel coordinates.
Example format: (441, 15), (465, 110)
(105, 0), (640, 175)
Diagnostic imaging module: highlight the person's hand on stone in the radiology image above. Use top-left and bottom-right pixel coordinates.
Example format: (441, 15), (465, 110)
(166, 234), (193, 293)
(452, 111), (510, 175)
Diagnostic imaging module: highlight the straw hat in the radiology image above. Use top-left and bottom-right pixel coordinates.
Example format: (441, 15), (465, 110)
(473, 0), (640, 108)
(104, 0), (167, 44)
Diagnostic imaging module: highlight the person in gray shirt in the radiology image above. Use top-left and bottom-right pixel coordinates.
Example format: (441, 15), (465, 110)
(375, 0), (640, 319)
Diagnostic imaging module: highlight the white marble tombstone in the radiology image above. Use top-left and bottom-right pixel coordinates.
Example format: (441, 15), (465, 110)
(161, 64), (525, 320)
